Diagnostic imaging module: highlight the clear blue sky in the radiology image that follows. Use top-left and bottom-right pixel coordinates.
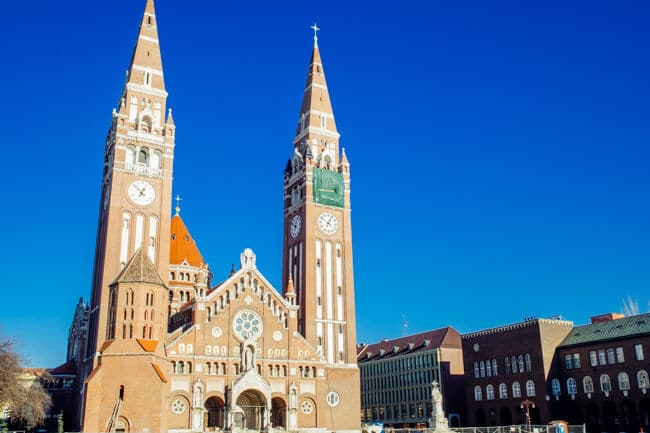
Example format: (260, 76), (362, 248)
(0, 0), (648, 368)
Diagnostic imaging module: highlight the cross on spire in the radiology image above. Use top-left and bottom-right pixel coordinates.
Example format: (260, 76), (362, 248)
(174, 195), (182, 216)
(310, 23), (320, 48)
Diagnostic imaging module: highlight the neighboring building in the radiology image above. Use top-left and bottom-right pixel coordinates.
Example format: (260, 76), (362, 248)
(357, 327), (465, 427)
(461, 318), (573, 426)
(552, 313), (650, 433)
(69, 1), (361, 432)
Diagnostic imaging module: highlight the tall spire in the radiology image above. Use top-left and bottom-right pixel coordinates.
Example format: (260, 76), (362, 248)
(294, 25), (340, 164)
(125, 0), (166, 93)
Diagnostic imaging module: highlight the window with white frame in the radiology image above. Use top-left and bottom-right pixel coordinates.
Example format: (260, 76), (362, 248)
(480, 361), (485, 378)
(526, 380), (536, 397)
(637, 370), (649, 389)
(607, 348), (616, 364)
(589, 351), (598, 367)
(583, 376), (594, 394)
(635, 344), (644, 361)
(598, 350), (607, 365)
(551, 378), (561, 397)
(525, 353), (532, 372)
(573, 353), (581, 368)
(486, 360), (492, 377)
(505, 357), (511, 374)
(618, 372), (630, 391)
(616, 347), (625, 363)
(518, 355), (525, 373)
(565, 354), (572, 369)
(600, 374), (611, 392)
(474, 362), (479, 379)
(486, 384), (495, 400)
(512, 381), (521, 398)
(499, 383), (508, 399)
(492, 359), (498, 376)
(567, 378), (577, 395)
(474, 386), (482, 401)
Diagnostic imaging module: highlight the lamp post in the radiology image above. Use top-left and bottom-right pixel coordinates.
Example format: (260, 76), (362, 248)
(520, 399), (535, 432)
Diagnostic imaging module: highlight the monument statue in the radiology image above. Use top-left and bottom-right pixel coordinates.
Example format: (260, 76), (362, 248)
(429, 381), (451, 432)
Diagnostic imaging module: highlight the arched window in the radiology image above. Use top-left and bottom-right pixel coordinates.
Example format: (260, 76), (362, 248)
(551, 378), (561, 397)
(518, 355), (525, 373)
(525, 353), (532, 372)
(505, 357), (511, 374)
(583, 376), (594, 393)
(480, 361), (485, 378)
(499, 383), (508, 399)
(474, 386), (482, 401)
(567, 378), (577, 395)
(150, 150), (161, 170)
(486, 384), (495, 400)
(486, 360), (492, 377)
(138, 148), (148, 164)
(600, 374), (611, 392)
(141, 116), (153, 132)
(638, 370), (650, 389)
(473, 362), (479, 379)
(511, 356), (518, 373)
(512, 381), (521, 398)
(526, 380), (536, 397)
(492, 359), (498, 376)
(125, 145), (135, 169)
(618, 372), (630, 391)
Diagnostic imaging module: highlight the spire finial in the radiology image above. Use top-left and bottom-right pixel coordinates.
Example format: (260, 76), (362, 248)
(174, 195), (182, 216)
(310, 23), (320, 48)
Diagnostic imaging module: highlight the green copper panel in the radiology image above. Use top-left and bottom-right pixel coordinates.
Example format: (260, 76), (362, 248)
(313, 168), (344, 208)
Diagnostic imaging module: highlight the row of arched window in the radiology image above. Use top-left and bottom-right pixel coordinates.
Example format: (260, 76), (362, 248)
(125, 145), (162, 174)
(551, 370), (650, 396)
(473, 354), (532, 379)
(170, 271), (196, 282)
(268, 365), (288, 377)
(474, 380), (536, 401)
(172, 361), (192, 374)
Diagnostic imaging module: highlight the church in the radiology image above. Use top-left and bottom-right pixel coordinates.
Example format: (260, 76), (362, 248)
(67, 1), (361, 432)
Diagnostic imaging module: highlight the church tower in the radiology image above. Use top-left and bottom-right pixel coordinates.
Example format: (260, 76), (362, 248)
(282, 28), (358, 365)
(85, 0), (175, 361)
(80, 1), (174, 431)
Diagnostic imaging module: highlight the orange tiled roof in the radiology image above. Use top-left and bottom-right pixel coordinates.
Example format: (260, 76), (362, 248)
(170, 215), (204, 267)
(136, 338), (159, 352)
(151, 363), (168, 383)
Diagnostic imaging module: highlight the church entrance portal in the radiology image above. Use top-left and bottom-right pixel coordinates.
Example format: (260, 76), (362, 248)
(271, 397), (286, 428)
(235, 390), (267, 431)
(205, 396), (226, 430)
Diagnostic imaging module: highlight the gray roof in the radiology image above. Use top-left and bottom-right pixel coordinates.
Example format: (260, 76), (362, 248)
(111, 248), (166, 286)
(559, 313), (650, 348)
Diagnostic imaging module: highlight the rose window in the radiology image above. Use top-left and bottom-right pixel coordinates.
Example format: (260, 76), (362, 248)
(171, 399), (186, 414)
(233, 310), (262, 341)
(301, 400), (313, 414)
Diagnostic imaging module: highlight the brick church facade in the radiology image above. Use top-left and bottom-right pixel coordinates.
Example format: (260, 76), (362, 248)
(66, 1), (361, 432)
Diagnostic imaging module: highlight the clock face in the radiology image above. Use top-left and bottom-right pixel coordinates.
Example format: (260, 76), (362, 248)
(318, 212), (339, 235)
(127, 180), (155, 206)
(290, 215), (302, 238)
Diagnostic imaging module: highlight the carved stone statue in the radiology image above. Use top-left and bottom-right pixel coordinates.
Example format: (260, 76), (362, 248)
(192, 379), (203, 408)
(429, 381), (451, 432)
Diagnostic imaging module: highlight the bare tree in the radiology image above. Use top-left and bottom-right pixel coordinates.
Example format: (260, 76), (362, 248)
(0, 335), (51, 427)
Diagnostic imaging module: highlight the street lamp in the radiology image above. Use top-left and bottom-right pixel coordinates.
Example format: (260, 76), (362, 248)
(520, 399), (535, 432)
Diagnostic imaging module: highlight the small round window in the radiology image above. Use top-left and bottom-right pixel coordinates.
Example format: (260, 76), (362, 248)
(326, 391), (340, 407)
(171, 399), (186, 414)
(301, 400), (314, 414)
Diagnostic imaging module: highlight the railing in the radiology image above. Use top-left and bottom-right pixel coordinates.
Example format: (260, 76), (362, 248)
(384, 426), (585, 433)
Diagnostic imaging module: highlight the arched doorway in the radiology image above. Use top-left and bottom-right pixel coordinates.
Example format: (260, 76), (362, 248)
(500, 407), (512, 425)
(205, 396), (226, 430)
(271, 397), (287, 428)
(235, 390), (267, 431)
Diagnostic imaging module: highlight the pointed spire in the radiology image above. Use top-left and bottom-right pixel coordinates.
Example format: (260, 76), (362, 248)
(293, 25), (341, 168)
(285, 275), (296, 305)
(125, 0), (166, 92)
(340, 147), (349, 165)
(166, 108), (175, 126)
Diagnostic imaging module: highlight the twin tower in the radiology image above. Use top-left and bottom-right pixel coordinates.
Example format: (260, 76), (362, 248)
(77, 0), (360, 432)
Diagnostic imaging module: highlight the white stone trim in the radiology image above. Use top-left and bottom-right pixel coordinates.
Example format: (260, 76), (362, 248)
(138, 35), (159, 44)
